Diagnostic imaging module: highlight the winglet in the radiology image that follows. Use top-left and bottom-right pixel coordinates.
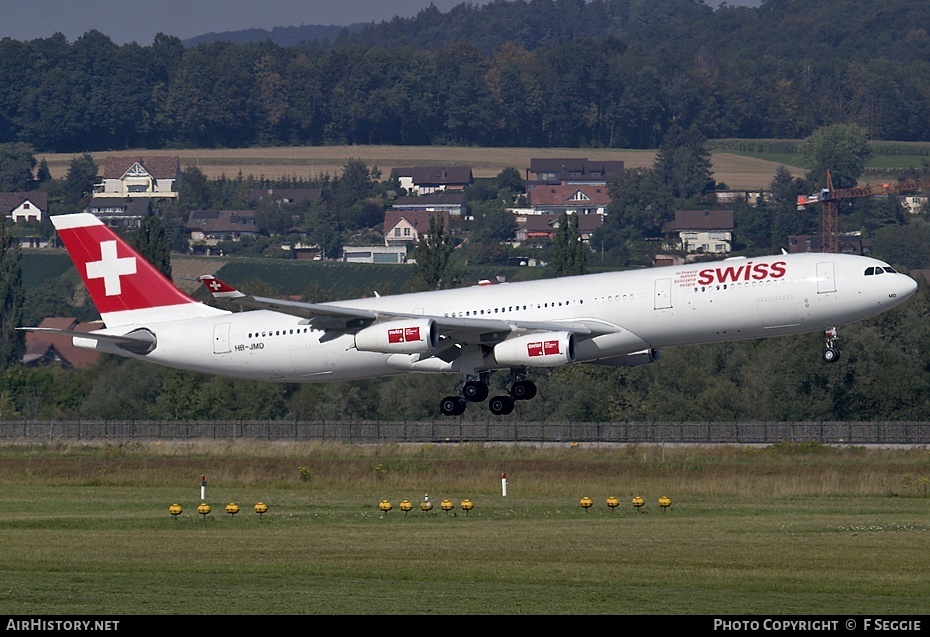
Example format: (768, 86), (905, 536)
(199, 275), (246, 300)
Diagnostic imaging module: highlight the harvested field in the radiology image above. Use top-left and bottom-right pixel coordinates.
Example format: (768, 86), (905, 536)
(37, 145), (803, 191)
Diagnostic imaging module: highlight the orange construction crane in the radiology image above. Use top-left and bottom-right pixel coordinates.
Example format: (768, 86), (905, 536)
(797, 171), (930, 253)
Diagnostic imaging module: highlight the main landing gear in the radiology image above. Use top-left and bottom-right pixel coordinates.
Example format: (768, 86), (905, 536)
(823, 326), (841, 363)
(439, 369), (538, 416)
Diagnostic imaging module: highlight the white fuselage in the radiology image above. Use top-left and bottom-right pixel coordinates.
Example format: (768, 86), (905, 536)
(80, 252), (917, 382)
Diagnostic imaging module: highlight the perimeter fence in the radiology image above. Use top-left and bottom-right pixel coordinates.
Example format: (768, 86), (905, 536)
(1, 420), (929, 445)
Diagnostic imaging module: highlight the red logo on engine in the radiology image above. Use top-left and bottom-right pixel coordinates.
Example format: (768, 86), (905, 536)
(388, 326), (421, 343)
(527, 340), (560, 357)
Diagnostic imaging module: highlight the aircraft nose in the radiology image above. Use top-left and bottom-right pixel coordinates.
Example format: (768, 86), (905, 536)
(901, 274), (919, 299)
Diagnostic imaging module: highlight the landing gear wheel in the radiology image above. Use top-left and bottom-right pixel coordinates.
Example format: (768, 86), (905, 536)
(440, 395), (467, 416)
(489, 395), (514, 415)
(823, 327), (840, 363)
(511, 380), (537, 401)
(462, 380), (489, 402)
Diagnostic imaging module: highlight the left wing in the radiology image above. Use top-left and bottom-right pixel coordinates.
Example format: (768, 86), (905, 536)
(199, 275), (600, 346)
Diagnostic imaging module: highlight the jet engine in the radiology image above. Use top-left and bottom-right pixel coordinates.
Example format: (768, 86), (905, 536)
(354, 319), (439, 354)
(492, 331), (576, 367)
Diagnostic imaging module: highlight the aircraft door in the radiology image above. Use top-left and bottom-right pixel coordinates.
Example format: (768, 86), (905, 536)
(654, 278), (672, 310)
(213, 322), (231, 354)
(817, 262), (836, 294)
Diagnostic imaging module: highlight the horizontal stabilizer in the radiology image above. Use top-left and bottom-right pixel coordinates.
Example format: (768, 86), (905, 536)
(19, 327), (157, 354)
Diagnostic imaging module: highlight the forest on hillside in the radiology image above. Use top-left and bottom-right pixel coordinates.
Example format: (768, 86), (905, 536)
(1, 0), (929, 152)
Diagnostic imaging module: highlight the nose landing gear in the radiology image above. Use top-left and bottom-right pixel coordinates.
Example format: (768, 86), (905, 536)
(823, 326), (841, 363)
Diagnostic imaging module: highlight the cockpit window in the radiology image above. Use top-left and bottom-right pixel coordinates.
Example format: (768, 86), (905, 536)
(865, 266), (900, 276)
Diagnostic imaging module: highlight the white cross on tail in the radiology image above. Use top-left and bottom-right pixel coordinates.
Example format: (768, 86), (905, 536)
(85, 240), (137, 296)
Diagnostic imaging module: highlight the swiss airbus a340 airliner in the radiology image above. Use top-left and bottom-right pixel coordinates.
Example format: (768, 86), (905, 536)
(23, 213), (918, 416)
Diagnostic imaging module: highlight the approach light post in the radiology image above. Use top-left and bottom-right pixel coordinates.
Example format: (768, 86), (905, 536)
(226, 503), (239, 517)
(659, 496), (672, 512)
(441, 499), (454, 515)
(197, 502), (211, 521)
(632, 496), (645, 513)
(379, 500), (392, 514)
(606, 496), (619, 512)
(580, 496), (593, 512)
(169, 503), (182, 520)
(399, 500), (413, 515)
(254, 502), (268, 518)
(461, 499), (474, 516)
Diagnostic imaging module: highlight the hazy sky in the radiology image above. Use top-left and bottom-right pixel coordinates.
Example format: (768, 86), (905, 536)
(0, 1), (491, 45)
(2, 0), (759, 45)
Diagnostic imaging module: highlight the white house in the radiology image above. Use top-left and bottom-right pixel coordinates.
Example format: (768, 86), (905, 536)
(390, 166), (473, 195)
(94, 156), (180, 199)
(1, 192), (48, 223)
(663, 210), (735, 254)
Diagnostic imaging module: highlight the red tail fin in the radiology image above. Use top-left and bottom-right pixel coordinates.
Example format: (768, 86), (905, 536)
(52, 213), (208, 326)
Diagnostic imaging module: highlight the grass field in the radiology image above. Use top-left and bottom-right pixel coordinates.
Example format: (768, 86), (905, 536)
(35, 142), (927, 195)
(1, 440), (929, 616)
(36, 145), (805, 191)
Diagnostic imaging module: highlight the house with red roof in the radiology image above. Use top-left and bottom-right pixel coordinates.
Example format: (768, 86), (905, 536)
(528, 184), (611, 216)
(93, 156), (180, 199)
(383, 210), (450, 247)
(515, 213), (604, 245)
(22, 318), (102, 369)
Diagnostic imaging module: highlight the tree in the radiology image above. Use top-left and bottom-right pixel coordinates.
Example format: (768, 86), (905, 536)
(133, 215), (172, 279)
(550, 213), (586, 277)
(767, 165), (817, 250)
(465, 201), (517, 264)
(64, 153), (98, 204)
(412, 214), (458, 290)
(0, 143), (37, 191)
(871, 222), (930, 270)
(802, 124), (872, 190)
(495, 167), (526, 204)
(591, 167), (672, 265)
(176, 166), (211, 214)
(0, 220), (25, 369)
(653, 124), (715, 200)
(35, 158), (52, 185)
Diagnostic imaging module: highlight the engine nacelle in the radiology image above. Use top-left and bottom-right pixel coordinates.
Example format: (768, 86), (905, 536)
(492, 332), (576, 368)
(354, 319), (439, 354)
